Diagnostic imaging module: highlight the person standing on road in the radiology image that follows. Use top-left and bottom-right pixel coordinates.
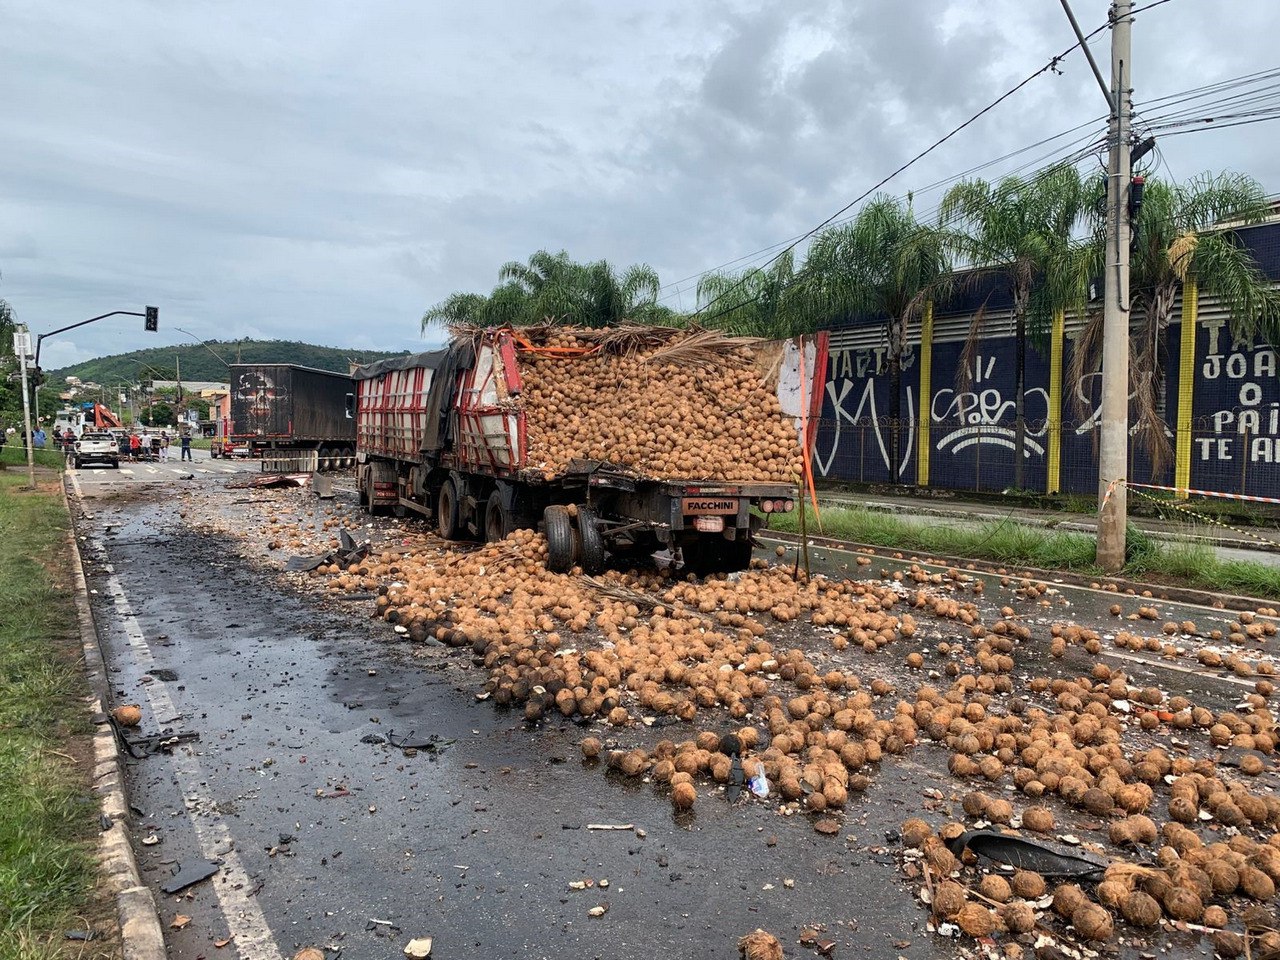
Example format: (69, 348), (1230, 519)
(129, 432), (141, 462)
(180, 430), (193, 462)
(159, 431), (170, 462)
(33, 427), (46, 449)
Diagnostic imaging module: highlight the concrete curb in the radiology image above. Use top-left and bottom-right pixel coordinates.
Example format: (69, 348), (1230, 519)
(760, 528), (1273, 612)
(819, 494), (1280, 555)
(64, 483), (168, 960)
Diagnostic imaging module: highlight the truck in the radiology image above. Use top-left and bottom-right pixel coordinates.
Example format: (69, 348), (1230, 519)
(54, 402), (123, 436)
(211, 364), (357, 469)
(71, 431), (120, 469)
(352, 326), (827, 574)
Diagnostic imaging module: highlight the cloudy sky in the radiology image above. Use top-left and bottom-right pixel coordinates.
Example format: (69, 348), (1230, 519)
(3, 0), (1278, 368)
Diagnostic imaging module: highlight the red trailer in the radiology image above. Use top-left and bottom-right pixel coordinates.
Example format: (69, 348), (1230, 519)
(353, 327), (827, 574)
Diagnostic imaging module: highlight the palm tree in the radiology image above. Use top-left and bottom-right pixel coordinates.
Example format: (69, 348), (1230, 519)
(940, 165), (1088, 490)
(803, 196), (951, 480)
(423, 250), (679, 332)
(1066, 172), (1277, 471)
(695, 251), (808, 339)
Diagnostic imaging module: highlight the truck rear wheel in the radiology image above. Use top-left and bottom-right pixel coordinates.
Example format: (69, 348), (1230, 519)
(576, 506), (607, 575)
(437, 480), (464, 540)
(544, 505), (575, 573)
(484, 491), (511, 543)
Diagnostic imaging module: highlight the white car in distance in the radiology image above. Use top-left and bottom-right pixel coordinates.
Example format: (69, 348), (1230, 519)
(73, 432), (121, 469)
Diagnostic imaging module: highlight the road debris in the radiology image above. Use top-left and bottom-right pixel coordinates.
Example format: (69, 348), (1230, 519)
(160, 860), (220, 894)
(402, 936), (433, 958)
(945, 830), (1108, 878)
(168, 914), (191, 930)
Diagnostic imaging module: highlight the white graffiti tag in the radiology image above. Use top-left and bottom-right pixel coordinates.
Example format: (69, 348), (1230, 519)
(932, 356), (1047, 458)
(813, 376), (915, 478)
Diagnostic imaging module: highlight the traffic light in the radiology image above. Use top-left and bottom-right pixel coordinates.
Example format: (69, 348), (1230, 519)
(145, 306), (159, 332)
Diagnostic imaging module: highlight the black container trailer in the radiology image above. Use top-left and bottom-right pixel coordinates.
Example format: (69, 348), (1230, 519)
(214, 363), (357, 468)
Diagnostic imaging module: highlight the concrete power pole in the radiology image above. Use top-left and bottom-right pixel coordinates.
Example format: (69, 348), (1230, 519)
(13, 325), (36, 488)
(1096, 0), (1133, 572)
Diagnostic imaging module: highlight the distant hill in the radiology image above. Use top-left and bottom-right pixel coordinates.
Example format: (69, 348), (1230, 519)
(51, 339), (412, 386)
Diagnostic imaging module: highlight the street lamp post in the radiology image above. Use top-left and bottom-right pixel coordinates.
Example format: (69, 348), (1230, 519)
(174, 327), (231, 369)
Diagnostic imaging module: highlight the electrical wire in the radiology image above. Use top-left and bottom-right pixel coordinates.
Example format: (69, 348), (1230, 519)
(687, 17), (1114, 324)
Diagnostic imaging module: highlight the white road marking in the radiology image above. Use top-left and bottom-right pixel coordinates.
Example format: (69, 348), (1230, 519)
(69, 471), (83, 499)
(170, 468), (186, 475)
(144, 467), (158, 474)
(196, 468), (212, 474)
(93, 545), (283, 960)
(119, 469), (134, 475)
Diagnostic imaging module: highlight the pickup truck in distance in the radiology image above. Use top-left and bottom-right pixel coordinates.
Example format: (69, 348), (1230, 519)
(73, 432), (120, 469)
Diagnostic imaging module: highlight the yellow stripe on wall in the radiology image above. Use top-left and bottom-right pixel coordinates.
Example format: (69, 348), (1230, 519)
(1174, 280), (1198, 495)
(1046, 309), (1064, 494)
(916, 301), (934, 486)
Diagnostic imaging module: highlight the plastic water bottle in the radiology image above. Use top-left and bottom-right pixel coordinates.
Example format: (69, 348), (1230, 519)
(748, 762), (769, 798)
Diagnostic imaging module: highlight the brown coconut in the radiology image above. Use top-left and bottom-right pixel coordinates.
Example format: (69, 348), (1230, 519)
(978, 874), (1011, 903)
(900, 818), (931, 848)
(1071, 902), (1114, 942)
(671, 782), (697, 811)
(1011, 870), (1046, 899)
(998, 900), (1036, 934)
(932, 880), (967, 919)
(955, 903), (998, 938)
(1239, 864), (1276, 900)
(738, 929), (783, 960)
(112, 704), (142, 727)
(1052, 883), (1087, 919)
(1120, 890), (1161, 927)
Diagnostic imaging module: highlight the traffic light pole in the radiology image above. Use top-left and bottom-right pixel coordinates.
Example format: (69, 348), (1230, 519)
(33, 307), (158, 369)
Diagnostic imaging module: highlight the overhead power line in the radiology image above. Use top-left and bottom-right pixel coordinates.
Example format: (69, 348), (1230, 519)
(688, 15), (1121, 322)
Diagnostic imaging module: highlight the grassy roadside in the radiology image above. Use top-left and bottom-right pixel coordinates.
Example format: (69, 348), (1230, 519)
(768, 505), (1280, 601)
(0, 445), (68, 471)
(0, 471), (109, 959)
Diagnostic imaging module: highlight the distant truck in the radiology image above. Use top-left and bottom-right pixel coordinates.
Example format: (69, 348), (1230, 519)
(352, 327), (827, 574)
(212, 364), (357, 469)
(54, 402), (123, 436)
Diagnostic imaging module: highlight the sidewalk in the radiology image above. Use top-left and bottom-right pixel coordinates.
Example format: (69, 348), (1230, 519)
(816, 490), (1280, 569)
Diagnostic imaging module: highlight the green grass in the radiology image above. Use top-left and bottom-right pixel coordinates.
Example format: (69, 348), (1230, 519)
(0, 445), (67, 471)
(0, 471), (101, 958)
(770, 505), (1280, 600)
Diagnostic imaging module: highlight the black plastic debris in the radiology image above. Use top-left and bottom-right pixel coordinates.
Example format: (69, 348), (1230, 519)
(109, 716), (201, 759)
(147, 668), (179, 682)
(360, 734), (386, 745)
(387, 730), (454, 754)
(160, 860), (220, 894)
(946, 830), (1108, 879)
(65, 929), (97, 942)
(286, 528), (370, 573)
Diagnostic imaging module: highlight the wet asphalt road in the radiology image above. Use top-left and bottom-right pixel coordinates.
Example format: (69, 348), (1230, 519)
(72, 473), (1272, 960)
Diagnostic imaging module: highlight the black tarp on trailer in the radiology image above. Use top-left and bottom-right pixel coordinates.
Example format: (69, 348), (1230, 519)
(230, 364), (357, 442)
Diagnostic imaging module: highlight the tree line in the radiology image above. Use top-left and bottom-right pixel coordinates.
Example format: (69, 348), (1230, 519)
(424, 169), (1280, 478)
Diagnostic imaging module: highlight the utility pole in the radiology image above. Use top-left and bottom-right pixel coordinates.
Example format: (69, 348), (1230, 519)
(1096, 0), (1133, 572)
(13, 325), (36, 488)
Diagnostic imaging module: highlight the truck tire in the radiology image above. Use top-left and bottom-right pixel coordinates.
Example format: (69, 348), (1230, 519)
(544, 505), (575, 573)
(437, 480), (465, 541)
(357, 467), (369, 507)
(575, 506), (607, 575)
(484, 491), (511, 543)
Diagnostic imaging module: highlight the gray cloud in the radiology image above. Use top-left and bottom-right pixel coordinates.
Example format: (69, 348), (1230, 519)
(2, 0), (1278, 365)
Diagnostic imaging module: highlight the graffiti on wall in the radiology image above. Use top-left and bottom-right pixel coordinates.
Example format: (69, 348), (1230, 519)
(1197, 318), (1280, 465)
(931, 354), (1048, 458)
(815, 345), (916, 479)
